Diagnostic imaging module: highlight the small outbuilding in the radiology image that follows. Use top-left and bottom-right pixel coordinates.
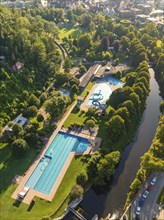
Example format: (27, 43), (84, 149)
(11, 62), (24, 73)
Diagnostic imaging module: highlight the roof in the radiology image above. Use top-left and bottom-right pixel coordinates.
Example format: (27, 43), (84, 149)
(79, 64), (101, 88)
(11, 62), (24, 72)
(95, 65), (107, 78)
(0, 56), (6, 60)
(15, 116), (28, 126)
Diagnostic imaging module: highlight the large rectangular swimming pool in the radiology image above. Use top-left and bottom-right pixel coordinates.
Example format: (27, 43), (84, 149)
(25, 131), (89, 195)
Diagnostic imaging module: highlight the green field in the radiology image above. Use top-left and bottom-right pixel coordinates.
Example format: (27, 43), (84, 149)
(63, 110), (88, 128)
(0, 142), (88, 220)
(81, 82), (93, 98)
(58, 24), (82, 40)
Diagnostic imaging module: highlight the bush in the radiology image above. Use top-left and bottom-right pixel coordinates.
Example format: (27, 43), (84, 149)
(86, 119), (96, 130)
(12, 138), (29, 158)
(70, 184), (84, 199)
(25, 132), (39, 146)
(87, 107), (96, 116)
(40, 93), (47, 103)
(37, 114), (44, 122)
(28, 94), (40, 107)
(26, 105), (38, 118)
(8, 121), (14, 128)
(76, 172), (88, 187)
(12, 123), (23, 135)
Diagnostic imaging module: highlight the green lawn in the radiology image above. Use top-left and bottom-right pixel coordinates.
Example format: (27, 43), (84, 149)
(81, 82), (93, 98)
(58, 24), (82, 40)
(0, 142), (88, 220)
(63, 110), (88, 128)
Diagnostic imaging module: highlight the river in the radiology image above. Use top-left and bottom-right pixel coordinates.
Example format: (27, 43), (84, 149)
(64, 68), (162, 220)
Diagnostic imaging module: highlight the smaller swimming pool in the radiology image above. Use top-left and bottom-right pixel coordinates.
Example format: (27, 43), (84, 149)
(88, 82), (112, 106)
(106, 76), (124, 85)
(59, 89), (70, 97)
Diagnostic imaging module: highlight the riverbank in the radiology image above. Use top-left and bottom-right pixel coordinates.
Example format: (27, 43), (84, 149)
(77, 68), (162, 218)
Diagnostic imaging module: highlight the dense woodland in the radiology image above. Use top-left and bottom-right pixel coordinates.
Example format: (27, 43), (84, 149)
(0, 5), (163, 216)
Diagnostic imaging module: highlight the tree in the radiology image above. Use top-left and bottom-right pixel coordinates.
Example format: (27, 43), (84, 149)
(115, 107), (130, 128)
(87, 152), (101, 180)
(130, 178), (142, 192)
(63, 58), (72, 73)
(96, 151), (120, 185)
(12, 139), (29, 157)
(67, 9), (74, 23)
(80, 14), (92, 29)
(25, 132), (39, 146)
(120, 100), (136, 118)
(87, 107), (97, 116)
(86, 119), (96, 131)
(125, 72), (137, 86)
(40, 93), (47, 103)
(101, 36), (109, 52)
(71, 84), (79, 94)
(156, 54), (164, 74)
(28, 94), (40, 107)
(76, 172), (88, 187)
(79, 65), (86, 75)
(129, 92), (141, 115)
(78, 34), (92, 53)
(12, 123), (23, 135)
(87, 151), (120, 186)
(121, 36), (130, 51)
(105, 115), (125, 142)
(113, 40), (120, 52)
(37, 114), (44, 122)
(26, 105), (38, 118)
(89, 21), (96, 32)
(70, 184), (84, 199)
(159, 101), (164, 113)
(45, 95), (68, 119)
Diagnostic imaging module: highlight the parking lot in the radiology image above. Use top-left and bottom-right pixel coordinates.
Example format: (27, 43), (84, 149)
(131, 172), (164, 220)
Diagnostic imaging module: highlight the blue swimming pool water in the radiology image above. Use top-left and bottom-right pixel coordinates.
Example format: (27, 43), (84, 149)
(59, 89), (70, 97)
(25, 131), (89, 195)
(106, 76), (124, 85)
(88, 82), (112, 106)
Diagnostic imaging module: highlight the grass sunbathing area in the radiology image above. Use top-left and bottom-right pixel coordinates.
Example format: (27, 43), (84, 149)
(81, 82), (93, 98)
(58, 24), (82, 40)
(0, 142), (88, 220)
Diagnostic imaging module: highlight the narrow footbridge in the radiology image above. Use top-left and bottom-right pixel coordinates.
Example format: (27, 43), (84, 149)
(68, 207), (86, 220)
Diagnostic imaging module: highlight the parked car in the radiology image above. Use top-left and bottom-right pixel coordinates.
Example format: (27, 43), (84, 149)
(139, 197), (145, 206)
(150, 176), (157, 186)
(136, 215), (140, 220)
(136, 206), (141, 215)
(147, 184), (152, 191)
(143, 190), (149, 199)
(18, 187), (29, 199)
